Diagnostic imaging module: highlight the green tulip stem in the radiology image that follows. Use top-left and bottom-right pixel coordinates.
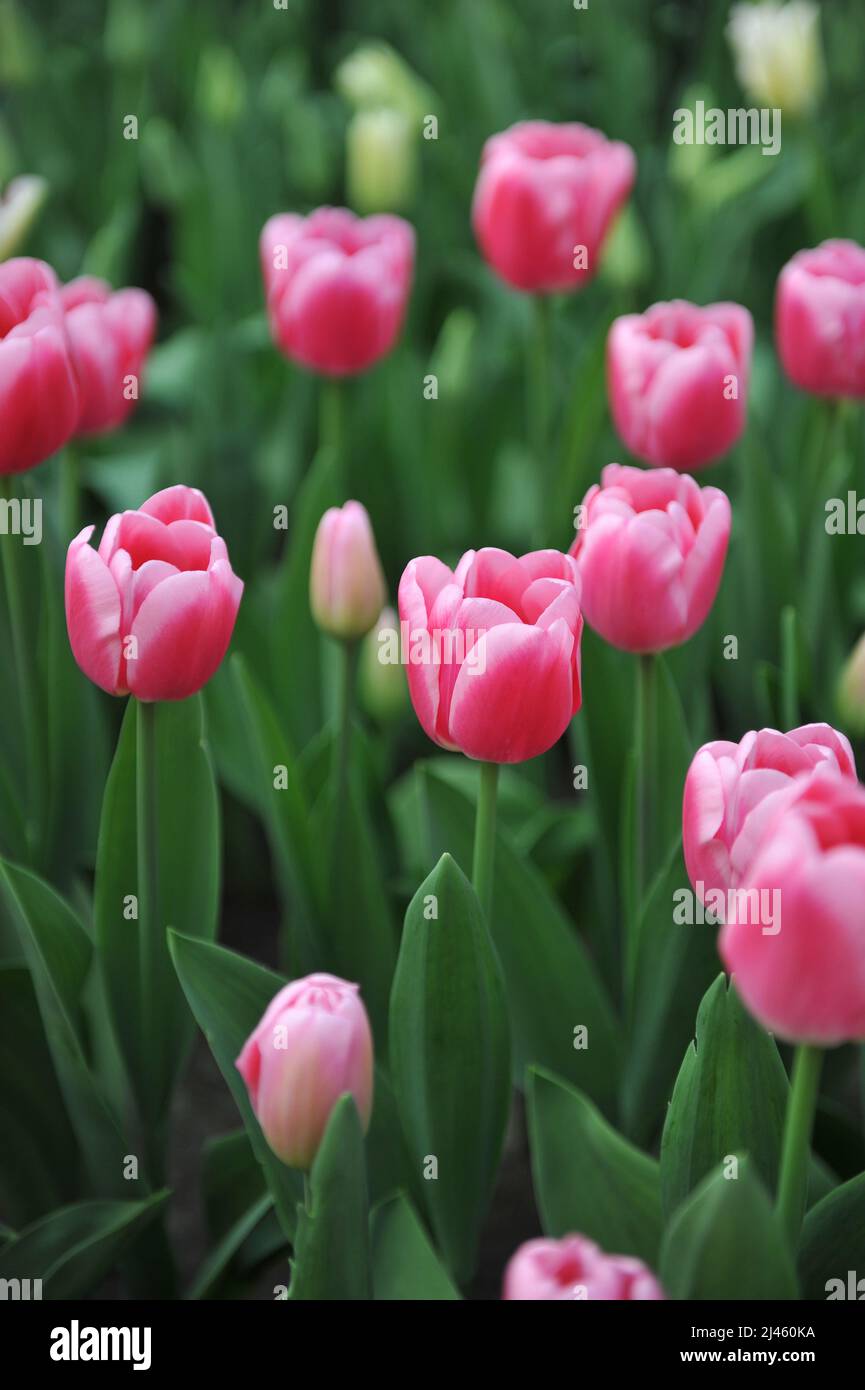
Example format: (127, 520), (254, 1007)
(528, 294), (553, 545)
(472, 761), (500, 921)
(136, 697), (165, 1183)
(629, 652), (657, 995)
(0, 474), (44, 862)
(776, 1043), (823, 1249)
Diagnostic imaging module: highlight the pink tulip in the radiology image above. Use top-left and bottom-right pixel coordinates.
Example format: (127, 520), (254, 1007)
(259, 207), (414, 376)
(503, 1235), (664, 1301)
(0, 257), (79, 474)
(775, 239), (865, 398)
(235, 973), (374, 1170)
(720, 766), (865, 1044)
(65, 484), (243, 701)
(398, 547), (583, 763)
(471, 121), (635, 294)
(570, 464), (731, 654)
(607, 300), (753, 471)
(310, 501), (386, 640)
(683, 724), (856, 901)
(60, 276), (157, 435)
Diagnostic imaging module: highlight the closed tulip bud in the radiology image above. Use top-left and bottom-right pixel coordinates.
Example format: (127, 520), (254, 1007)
(196, 45), (246, 126)
(0, 257), (79, 475)
(720, 767), (865, 1044)
(571, 465), (731, 655)
(0, 175), (47, 260)
(347, 108), (417, 213)
(472, 120), (636, 294)
(260, 207), (414, 377)
(360, 607), (407, 720)
(683, 724), (856, 901)
(503, 1235), (665, 1301)
(775, 241), (865, 399)
(310, 501), (387, 641)
(607, 300), (753, 471)
(335, 42), (432, 124)
(236, 973), (374, 1170)
(837, 632), (865, 735)
(65, 485), (243, 700)
(60, 276), (157, 435)
(727, 1), (823, 116)
(398, 547), (583, 763)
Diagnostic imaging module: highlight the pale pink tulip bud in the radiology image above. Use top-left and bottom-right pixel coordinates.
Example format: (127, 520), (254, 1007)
(503, 1235), (665, 1301)
(310, 500), (387, 640)
(235, 973), (374, 1170)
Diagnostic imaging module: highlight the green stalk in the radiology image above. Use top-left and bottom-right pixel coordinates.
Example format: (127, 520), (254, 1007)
(333, 639), (360, 823)
(527, 294), (553, 545)
(136, 698), (165, 1184)
(0, 474), (44, 862)
(319, 379), (344, 467)
(628, 653), (656, 996)
(59, 446), (80, 542)
(780, 606), (799, 729)
(472, 761), (500, 921)
(776, 1044), (823, 1248)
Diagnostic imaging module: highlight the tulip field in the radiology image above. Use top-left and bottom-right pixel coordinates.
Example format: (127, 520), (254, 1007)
(3, 0), (865, 1328)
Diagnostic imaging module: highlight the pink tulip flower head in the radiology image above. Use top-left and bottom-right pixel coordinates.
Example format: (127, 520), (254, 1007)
(607, 300), (753, 471)
(0, 257), (79, 474)
(60, 276), (157, 435)
(683, 723), (856, 902)
(720, 765), (865, 1045)
(236, 973), (374, 1170)
(503, 1235), (665, 1301)
(398, 547), (583, 763)
(260, 207), (414, 376)
(65, 485), (243, 701)
(571, 464), (731, 654)
(472, 120), (636, 293)
(310, 500), (387, 640)
(775, 240), (865, 398)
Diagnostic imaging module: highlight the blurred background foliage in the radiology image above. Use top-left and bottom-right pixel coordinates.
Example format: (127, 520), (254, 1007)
(2, 0), (865, 1131)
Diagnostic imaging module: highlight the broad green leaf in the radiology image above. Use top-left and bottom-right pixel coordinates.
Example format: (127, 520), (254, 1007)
(289, 1095), (371, 1300)
(799, 1172), (865, 1301)
(660, 975), (788, 1217)
(0, 859), (127, 1191)
(313, 774), (397, 1045)
(188, 1193), (273, 1301)
(371, 1193), (460, 1300)
(389, 763), (621, 1110)
(389, 853), (510, 1285)
(94, 696), (220, 1124)
(622, 842), (719, 1144)
(228, 653), (323, 972)
(168, 931), (302, 1239)
(0, 965), (77, 1225)
(660, 1161), (798, 1300)
(527, 1066), (662, 1264)
(0, 1193), (168, 1299)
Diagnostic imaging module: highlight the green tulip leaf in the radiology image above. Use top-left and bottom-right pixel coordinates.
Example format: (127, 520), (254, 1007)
(389, 852), (511, 1285)
(527, 1066), (662, 1264)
